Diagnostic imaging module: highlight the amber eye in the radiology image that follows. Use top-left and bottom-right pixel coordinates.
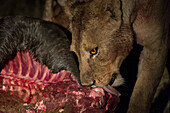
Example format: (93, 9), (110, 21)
(90, 47), (98, 56)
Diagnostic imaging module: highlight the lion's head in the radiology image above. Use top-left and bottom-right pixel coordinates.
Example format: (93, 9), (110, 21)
(57, 0), (134, 87)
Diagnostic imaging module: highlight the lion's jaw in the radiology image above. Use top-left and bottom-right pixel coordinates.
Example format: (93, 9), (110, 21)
(66, 0), (134, 87)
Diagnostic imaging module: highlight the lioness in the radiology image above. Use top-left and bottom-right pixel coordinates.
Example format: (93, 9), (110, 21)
(43, 0), (170, 112)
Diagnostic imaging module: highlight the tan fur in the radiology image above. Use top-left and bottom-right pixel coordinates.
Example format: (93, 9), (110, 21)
(153, 67), (169, 104)
(63, 0), (133, 87)
(43, 0), (170, 112)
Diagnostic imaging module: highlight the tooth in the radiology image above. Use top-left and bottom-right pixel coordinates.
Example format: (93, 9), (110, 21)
(91, 85), (97, 88)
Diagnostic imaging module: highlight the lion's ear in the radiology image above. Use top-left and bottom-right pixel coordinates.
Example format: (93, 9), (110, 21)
(112, 0), (122, 22)
(43, 0), (54, 21)
(43, 0), (71, 30)
(121, 0), (138, 24)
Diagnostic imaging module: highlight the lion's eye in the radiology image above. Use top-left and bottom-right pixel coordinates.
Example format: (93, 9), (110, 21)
(90, 47), (98, 56)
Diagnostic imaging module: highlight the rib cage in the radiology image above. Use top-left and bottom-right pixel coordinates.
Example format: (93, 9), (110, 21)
(0, 52), (119, 113)
(0, 51), (70, 103)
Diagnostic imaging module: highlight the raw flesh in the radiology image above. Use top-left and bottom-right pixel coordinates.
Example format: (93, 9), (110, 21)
(0, 52), (120, 113)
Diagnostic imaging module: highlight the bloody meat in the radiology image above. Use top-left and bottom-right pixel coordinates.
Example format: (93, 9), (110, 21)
(0, 52), (120, 113)
(0, 16), (120, 113)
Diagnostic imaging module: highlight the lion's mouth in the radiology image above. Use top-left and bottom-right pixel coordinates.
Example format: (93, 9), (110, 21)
(0, 51), (120, 113)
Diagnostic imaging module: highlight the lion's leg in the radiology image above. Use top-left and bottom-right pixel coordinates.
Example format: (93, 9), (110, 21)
(127, 39), (169, 113)
(150, 67), (170, 112)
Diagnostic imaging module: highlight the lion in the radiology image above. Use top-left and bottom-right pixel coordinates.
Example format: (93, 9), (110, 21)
(43, 0), (170, 112)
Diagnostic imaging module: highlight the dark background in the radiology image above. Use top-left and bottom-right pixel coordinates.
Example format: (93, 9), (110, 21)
(0, 0), (169, 113)
(0, 0), (45, 18)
